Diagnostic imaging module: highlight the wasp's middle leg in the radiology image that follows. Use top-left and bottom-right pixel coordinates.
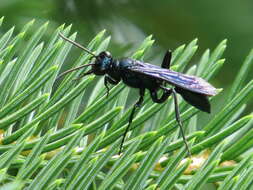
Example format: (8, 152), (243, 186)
(119, 88), (145, 154)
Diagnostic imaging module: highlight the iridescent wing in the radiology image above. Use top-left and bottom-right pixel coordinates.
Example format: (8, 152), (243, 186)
(128, 61), (217, 96)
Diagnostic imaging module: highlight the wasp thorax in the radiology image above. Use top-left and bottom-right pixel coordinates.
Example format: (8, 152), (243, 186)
(93, 51), (112, 75)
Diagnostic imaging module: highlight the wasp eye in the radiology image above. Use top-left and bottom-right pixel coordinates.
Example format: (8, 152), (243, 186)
(104, 51), (111, 57)
(99, 51), (111, 58)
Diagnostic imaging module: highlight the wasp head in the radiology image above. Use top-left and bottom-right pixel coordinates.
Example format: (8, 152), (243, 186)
(92, 51), (112, 75)
(57, 33), (114, 79)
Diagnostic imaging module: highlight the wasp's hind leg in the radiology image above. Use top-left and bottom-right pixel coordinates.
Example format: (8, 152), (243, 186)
(171, 88), (191, 157)
(159, 86), (191, 157)
(104, 75), (120, 97)
(150, 88), (172, 103)
(119, 88), (145, 154)
(161, 50), (172, 69)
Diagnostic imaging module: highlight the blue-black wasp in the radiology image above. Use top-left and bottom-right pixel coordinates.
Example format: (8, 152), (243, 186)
(57, 33), (217, 156)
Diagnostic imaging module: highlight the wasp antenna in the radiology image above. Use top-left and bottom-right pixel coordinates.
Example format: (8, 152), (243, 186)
(59, 32), (97, 57)
(56, 63), (94, 80)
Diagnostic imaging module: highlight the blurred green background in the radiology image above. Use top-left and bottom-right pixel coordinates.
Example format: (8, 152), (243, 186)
(1, 0), (253, 95)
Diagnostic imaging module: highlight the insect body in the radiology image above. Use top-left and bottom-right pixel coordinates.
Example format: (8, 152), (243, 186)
(58, 33), (217, 156)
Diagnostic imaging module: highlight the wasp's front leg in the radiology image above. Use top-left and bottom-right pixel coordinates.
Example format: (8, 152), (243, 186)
(104, 75), (120, 97)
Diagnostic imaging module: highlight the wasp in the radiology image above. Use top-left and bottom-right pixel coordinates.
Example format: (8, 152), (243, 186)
(57, 33), (217, 156)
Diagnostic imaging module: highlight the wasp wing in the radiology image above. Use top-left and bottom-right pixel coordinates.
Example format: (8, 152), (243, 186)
(128, 61), (217, 96)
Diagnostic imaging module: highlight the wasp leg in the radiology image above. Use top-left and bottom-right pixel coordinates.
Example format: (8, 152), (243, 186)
(150, 88), (172, 103)
(119, 88), (145, 154)
(104, 75), (120, 97)
(161, 50), (172, 69)
(171, 88), (191, 157)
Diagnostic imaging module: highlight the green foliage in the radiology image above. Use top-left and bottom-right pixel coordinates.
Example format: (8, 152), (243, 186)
(0, 18), (253, 190)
